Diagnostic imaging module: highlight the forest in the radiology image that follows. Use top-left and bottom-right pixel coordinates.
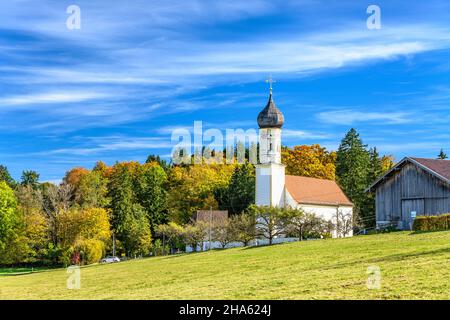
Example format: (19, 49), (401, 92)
(0, 128), (393, 266)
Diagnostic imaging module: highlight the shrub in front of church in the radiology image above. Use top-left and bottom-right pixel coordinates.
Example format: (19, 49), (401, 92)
(413, 214), (450, 231)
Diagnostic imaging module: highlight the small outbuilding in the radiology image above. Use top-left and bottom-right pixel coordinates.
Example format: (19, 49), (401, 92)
(367, 157), (450, 230)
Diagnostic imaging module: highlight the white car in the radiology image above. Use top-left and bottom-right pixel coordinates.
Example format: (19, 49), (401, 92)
(101, 256), (120, 263)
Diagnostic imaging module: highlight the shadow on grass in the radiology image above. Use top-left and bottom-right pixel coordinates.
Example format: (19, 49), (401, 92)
(315, 246), (450, 272)
(242, 241), (296, 250)
(410, 229), (450, 235)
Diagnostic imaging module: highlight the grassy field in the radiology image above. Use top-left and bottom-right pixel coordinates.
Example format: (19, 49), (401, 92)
(0, 231), (449, 300)
(0, 267), (50, 276)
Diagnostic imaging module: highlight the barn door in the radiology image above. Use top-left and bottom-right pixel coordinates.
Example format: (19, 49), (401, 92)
(401, 199), (424, 229)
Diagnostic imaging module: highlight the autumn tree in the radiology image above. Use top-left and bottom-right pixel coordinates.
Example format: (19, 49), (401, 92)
(77, 170), (109, 208)
(93, 161), (113, 179)
(41, 183), (74, 246)
(282, 144), (336, 180)
(57, 207), (111, 264)
(15, 184), (49, 263)
(167, 164), (235, 224)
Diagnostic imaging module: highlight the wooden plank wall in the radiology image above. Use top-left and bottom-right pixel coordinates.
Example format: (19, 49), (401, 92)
(375, 163), (450, 228)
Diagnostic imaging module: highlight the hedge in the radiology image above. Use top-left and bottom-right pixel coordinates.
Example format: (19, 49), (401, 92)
(413, 214), (450, 231)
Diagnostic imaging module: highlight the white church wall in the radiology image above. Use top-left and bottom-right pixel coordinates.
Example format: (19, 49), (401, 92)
(255, 163), (286, 207)
(285, 190), (353, 238)
(185, 237), (300, 252)
(255, 166), (271, 206)
(299, 204), (354, 238)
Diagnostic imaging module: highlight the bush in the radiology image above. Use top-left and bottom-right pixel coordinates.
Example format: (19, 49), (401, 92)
(74, 239), (105, 265)
(413, 214), (450, 231)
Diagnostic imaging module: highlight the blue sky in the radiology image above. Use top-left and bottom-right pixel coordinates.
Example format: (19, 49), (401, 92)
(1, 0), (450, 182)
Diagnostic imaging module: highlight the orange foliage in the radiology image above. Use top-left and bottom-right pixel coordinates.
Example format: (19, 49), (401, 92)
(64, 167), (89, 187)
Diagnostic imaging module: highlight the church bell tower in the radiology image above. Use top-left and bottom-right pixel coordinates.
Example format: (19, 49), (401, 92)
(255, 77), (286, 207)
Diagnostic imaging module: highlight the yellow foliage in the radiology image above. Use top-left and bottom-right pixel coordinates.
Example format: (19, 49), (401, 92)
(74, 238), (105, 264)
(168, 164), (236, 223)
(282, 144), (336, 180)
(57, 207), (111, 248)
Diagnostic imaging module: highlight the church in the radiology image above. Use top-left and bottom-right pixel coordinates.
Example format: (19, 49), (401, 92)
(254, 84), (353, 238)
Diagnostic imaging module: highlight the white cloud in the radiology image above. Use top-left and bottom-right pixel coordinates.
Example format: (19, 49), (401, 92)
(0, 91), (109, 106)
(283, 129), (330, 140)
(38, 136), (173, 156)
(317, 110), (413, 125)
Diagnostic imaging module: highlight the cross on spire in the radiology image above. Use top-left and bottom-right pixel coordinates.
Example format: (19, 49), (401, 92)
(265, 75), (276, 95)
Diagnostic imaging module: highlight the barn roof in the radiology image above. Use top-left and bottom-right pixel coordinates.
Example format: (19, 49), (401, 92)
(366, 157), (450, 192)
(285, 175), (353, 206)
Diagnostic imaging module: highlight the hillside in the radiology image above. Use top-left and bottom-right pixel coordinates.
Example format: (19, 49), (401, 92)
(1, 231), (449, 300)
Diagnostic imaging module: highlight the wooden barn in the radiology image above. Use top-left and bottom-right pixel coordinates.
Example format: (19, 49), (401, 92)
(367, 157), (450, 230)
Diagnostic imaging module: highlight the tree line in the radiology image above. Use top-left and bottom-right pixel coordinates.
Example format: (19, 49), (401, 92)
(0, 128), (394, 266)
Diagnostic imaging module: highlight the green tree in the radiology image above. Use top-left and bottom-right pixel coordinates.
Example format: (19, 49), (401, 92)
(21, 170), (40, 188)
(121, 204), (152, 257)
(336, 129), (371, 228)
(285, 209), (326, 240)
(156, 222), (184, 254)
(183, 221), (208, 252)
(211, 218), (234, 249)
(247, 205), (291, 245)
(146, 154), (171, 172)
(77, 170), (109, 208)
(135, 163), (168, 232)
(0, 165), (15, 188)
(0, 181), (23, 262)
(108, 162), (154, 257)
(229, 213), (256, 246)
(215, 163), (255, 215)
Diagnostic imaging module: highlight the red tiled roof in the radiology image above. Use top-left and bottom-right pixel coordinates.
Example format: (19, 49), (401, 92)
(285, 175), (353, 206)
(410, 158), (450, 181)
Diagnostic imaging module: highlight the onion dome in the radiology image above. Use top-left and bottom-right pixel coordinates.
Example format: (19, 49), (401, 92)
(257, 93), (284, 128)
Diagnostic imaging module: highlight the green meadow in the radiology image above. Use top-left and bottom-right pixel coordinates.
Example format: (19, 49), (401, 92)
(1, 231), (449, 300)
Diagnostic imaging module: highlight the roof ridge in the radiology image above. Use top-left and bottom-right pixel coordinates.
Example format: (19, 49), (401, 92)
(285, 174), (335, 182)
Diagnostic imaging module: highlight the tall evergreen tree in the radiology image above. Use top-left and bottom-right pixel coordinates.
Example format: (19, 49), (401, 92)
(135, 163), (168, 233)
(336, 129), (371, 228)
(215, 163), (255, 215)
(0, 165), (15, 188)
(368, 147), (383, 182)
